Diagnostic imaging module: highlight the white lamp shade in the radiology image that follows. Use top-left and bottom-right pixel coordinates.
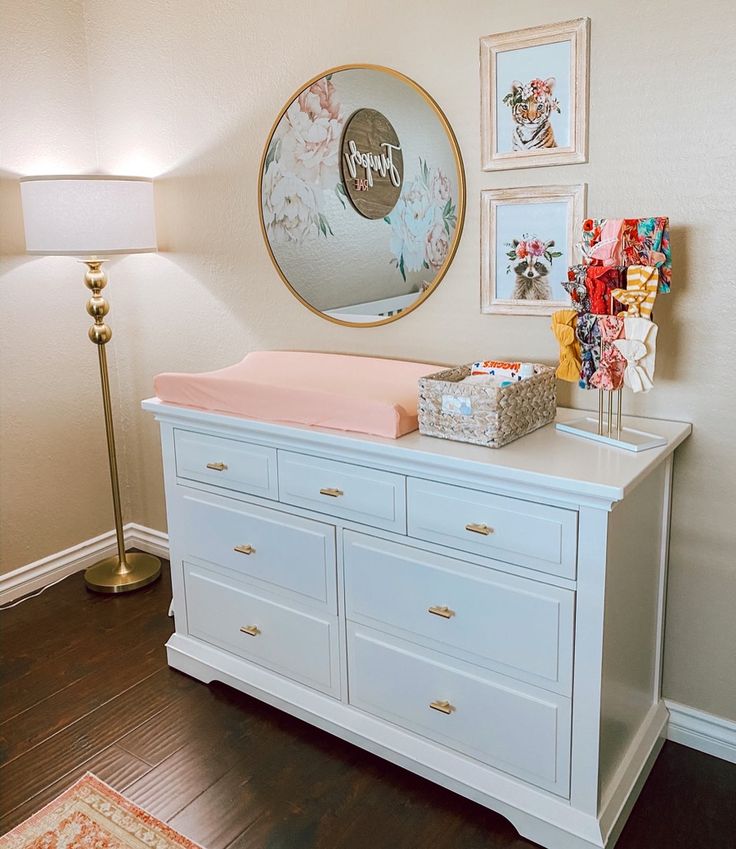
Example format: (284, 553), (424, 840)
(19, 176), (157, 255)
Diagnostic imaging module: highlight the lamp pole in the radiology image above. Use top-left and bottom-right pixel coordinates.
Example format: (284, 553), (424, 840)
(82, 258), (161, 593)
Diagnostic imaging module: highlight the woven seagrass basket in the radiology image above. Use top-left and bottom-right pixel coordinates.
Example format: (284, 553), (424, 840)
(418, 364), (556, 448)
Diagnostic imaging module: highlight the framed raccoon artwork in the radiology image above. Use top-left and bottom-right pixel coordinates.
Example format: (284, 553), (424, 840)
(480, 18), (589, 170)
(481, 184), (586, 315)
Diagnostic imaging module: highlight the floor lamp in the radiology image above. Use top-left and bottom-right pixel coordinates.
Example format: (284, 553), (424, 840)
(19, 176), (162, 593)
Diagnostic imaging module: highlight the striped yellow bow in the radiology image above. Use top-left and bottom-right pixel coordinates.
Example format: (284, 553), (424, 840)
(611, 266), (659, 318)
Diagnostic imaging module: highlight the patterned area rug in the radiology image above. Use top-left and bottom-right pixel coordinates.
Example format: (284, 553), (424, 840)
(0, 773), (204, 849)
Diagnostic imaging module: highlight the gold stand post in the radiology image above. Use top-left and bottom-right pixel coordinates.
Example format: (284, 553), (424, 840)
(82, 258), (161, 593)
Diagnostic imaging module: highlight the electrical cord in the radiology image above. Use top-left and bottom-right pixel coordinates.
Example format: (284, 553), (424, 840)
(0, 573), (75, 610)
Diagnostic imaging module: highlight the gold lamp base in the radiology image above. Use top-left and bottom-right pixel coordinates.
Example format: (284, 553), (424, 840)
(85, 552), (161, 594)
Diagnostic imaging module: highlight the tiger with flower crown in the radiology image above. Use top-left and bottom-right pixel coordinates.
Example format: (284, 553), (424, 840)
(503, 77), (560, 151)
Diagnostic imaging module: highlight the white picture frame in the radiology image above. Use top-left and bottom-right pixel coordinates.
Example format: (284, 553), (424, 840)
(481, 184), (586, 315)
(480, 18), (589, 171)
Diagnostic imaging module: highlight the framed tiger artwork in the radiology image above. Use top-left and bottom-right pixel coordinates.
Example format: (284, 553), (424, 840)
(480, 18), (589, 171)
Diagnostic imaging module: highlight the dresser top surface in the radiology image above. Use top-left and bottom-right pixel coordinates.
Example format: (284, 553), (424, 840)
(142, 398), (691, 506)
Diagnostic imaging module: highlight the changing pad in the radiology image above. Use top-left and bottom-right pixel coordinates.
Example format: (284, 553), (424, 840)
(153, 351), (439, 438)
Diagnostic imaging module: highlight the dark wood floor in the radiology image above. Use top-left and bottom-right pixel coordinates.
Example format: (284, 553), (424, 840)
(1, 562), (734, 848)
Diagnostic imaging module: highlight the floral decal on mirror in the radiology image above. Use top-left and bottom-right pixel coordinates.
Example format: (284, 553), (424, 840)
(385, 158), (458, 282)
(260, 66), (466, 325)
(262, 77), (458, 286)
(262, 76), (345, 244)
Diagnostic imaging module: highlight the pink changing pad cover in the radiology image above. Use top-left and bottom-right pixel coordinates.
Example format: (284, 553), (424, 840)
(153, 351), (439, 438)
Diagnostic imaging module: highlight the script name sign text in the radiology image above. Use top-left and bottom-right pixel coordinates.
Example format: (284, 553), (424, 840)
(340, 108), (404, 219)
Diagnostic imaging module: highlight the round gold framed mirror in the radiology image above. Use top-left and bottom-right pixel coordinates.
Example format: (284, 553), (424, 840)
(259, 65), (465, 327)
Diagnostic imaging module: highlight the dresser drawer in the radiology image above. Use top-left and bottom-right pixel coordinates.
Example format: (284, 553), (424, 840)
(347, 625), (570, 796)
(178, 489), (336, 611)
(343, 532), (573, 693)
(185, 564), (339, 696)
(278, 451), (406, 533)
(407, 478), (577, 579)
(175, 429), (278, 500)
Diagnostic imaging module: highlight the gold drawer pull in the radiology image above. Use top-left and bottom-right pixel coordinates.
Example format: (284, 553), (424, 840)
(429, 700), (455, 715)
(319, 487), (344, 498)
(234, 544), (256, 556)
(240, 625), (261, 637)
(428, 605), (455, 619)
(465, 522), (493, 536)
(206, 461), (228, 471)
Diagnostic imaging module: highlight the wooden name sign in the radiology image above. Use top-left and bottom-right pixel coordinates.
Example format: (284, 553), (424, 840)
(340, 108), (403, 219)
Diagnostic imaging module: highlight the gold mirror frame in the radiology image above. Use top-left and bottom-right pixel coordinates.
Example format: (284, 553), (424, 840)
(258, 64), (466, 328)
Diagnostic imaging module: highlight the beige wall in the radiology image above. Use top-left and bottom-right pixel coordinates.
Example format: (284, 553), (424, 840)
(1, 0), (734, 719)
(0, 0), (123, 568)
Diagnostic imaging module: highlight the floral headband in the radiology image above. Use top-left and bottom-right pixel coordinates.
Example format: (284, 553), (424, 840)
(506, 235), (563, 265)
(503, 78), (561, 112)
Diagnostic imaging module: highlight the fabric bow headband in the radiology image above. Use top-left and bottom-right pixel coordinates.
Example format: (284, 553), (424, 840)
(576, 313), (601, 390)
(563, 268), (590, 313)
(585, 266), (626, 316)
(612, 266), (659, 319)
(551, 310), (581, 383)
(613, 317), (658, 393)
(580, 219), (626, 265)
(590, 315), (626, 391)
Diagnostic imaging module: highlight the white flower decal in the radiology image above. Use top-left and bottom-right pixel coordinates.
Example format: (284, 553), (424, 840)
(386, 158), (457, 280)
(262, 161), (321, 245)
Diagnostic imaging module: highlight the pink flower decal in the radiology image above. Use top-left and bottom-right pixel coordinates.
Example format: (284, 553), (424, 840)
(429, 169), (451, 205)
(298, 78), (341, 121)
(425, 221), (450, 270)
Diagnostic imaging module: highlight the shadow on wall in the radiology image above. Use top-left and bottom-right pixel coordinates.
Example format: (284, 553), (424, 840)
(653, 224), (687, 382)
(152, 104), (340, 348)
(0, 174), (27, 260)
(153, 114), (275, 308)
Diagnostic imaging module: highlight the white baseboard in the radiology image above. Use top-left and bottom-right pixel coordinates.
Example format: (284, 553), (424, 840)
(125, 522), (170, 561)
(665, 700), (736, 765)
(0, 523), (170, 604)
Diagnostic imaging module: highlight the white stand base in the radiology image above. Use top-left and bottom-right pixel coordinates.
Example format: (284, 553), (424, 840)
(556, 417), (667, 452)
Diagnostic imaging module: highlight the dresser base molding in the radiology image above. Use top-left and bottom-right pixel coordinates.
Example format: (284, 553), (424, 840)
(166, 633), (664, 849)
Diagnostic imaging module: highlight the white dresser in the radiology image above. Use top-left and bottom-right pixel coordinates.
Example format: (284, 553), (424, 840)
(142, 398), (691, 849)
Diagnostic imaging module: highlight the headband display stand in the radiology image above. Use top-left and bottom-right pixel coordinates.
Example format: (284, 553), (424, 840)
(552, 217), (671, 453)
(556, 404), (667, 451)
